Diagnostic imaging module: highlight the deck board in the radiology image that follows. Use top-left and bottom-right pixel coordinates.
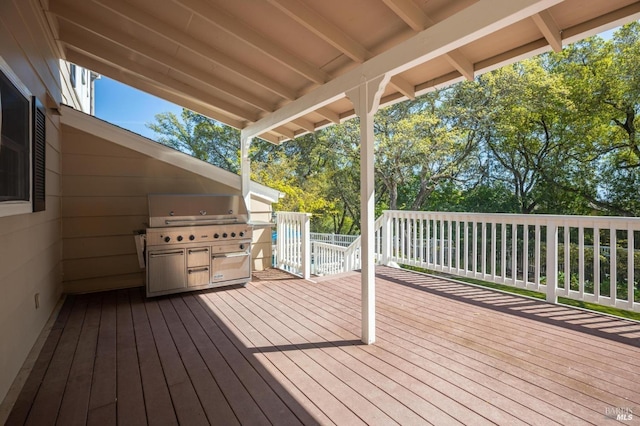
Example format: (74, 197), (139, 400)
(6, 266), (640, 425)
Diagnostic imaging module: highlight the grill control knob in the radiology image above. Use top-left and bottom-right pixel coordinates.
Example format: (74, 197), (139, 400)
(189, 235), (195, 241)
(239, 231), (245, 237)
(239, 244), (245, 250)
(231, 232), (236, 238)
(164, 236), (171, 243)
(177, 235), (183, 242)
(223, 233), (228, 238)
(214, 233), (220, 239)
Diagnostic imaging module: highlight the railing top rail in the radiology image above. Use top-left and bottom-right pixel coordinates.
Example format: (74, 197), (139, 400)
(312, 241), (349, 252)
(383, 210), (640, 226)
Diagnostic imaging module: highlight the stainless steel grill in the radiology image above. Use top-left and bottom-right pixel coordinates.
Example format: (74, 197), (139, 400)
(144, 194), (252, 297)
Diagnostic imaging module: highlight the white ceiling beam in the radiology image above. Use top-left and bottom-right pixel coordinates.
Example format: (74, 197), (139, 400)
(278, 6), (420, 101)
(65, 49), (247, 129)
(291, 117), (316, 132)
(267, 0), (369, 62)
(389, 75), (415, 100)
(174, 0), (328, 84)
(60, 28), (259, 122)
(51, 2), (275, 112)
(316, 107), (341, 124)
(272, 126), (296, 140)
(242, 0), (563, 138)
(93, 0), (297, 101)
(532, 10), (563, 52)
(443, 49), (475, 81)
(383, 0), (476, 81)
(381, 0), (431, 31)
(268, 0), (417, 99)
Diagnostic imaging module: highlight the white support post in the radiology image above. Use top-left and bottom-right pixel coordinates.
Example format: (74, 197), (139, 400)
(346, 74), (390, 345)
(546, 221), (558, 304)
(240, 132), (253, 220)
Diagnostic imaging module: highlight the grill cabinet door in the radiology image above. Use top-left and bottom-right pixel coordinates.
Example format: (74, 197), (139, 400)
(148, 249), (186, 294)
(211, 252), (250, 283)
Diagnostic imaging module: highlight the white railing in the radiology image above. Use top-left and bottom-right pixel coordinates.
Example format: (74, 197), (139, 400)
(276, 210), (640, 312)
(310, 217), (384, 275)
(382, 210), (640, 313)
(275, 212), (311, 279)
(310, 232), (358, 247)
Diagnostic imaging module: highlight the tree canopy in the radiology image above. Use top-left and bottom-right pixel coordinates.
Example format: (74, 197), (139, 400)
(147, 23), (640, 233)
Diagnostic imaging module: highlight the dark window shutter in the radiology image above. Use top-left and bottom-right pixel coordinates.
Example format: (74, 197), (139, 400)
(32, 97), (45, 212)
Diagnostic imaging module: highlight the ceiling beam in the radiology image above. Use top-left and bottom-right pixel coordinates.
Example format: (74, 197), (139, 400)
(64, 49), (247, 129)
(92, 0), (297, 101)
(389, 75), (415, 100)
(267, 0), (368, 62)
(443, 49), (475, 81)
(382, 0), (476, 81)
(316, 107), (341, 124)
(272, 126), (296, 140)
(291, 117), (316, 132)
(242, 0), (563, 138)
(50, 2), (276, 112)
(174, 0), (328, 84)
(60, 27), (260, 122)
(268, 0), (417, 99)
(381, 0), (431, 31)
(532, 10), (562, 52)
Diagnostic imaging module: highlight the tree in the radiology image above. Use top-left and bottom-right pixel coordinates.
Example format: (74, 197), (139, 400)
(376, 90), (479, 211)
(147, 108), (241, 172)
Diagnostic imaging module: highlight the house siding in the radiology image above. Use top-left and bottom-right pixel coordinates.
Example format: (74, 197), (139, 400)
(0, 0), (64, 406)
(61, 123), (274, 293)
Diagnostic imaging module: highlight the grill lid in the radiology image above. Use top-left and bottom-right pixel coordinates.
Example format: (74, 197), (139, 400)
(148, 193), (248, 227)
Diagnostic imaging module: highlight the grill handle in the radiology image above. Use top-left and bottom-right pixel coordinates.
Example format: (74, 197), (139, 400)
(213, 252), (249, 258)
(149, 250), (184, 258)
(164, 218), (239, 225)
(188, 248), (209, 254)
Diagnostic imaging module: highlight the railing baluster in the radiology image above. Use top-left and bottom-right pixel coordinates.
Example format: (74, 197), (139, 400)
(594, 226), (600, 300)
(523, 224), (529, 287)
(564, 224), (570, 296)
(535, 224), (541, 288)
(578, 226), (585, 298)
(546, 221), (558, 304)
(628, 227), (635, 308)
(610, 226), (616, 304)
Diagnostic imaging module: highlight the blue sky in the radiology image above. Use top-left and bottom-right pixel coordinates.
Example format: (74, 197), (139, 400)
(94, 77), (182, 140)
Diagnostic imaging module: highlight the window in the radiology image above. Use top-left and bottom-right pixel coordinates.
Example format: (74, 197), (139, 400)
(0, 68), (30, 203)
(0, 58), (46, 217)
(70, 63), (76, 88)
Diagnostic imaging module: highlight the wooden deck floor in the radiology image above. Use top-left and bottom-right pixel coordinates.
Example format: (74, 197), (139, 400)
(6, 266), (640, 425)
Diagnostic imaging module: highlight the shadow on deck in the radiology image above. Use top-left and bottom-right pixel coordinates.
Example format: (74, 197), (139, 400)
(6, 266), (640, 425)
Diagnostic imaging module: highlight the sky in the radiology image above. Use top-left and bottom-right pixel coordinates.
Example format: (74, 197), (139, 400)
(94, 77), (182, 140)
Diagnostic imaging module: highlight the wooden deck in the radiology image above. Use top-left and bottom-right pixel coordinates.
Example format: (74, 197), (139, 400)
(6, 266), (640, 425)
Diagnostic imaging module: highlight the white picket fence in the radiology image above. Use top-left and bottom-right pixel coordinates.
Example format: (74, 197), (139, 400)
(276, 210), (640, 313)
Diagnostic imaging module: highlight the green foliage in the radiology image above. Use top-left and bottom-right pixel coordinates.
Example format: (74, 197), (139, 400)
(146, 109), (241, 172)
(146, 23), (640, 232)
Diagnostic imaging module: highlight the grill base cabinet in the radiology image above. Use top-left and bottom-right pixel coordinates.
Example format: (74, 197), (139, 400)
(146, 241), (251, 297)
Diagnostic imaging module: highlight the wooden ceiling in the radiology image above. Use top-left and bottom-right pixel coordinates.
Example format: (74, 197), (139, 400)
(44, 0), (640, 143)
